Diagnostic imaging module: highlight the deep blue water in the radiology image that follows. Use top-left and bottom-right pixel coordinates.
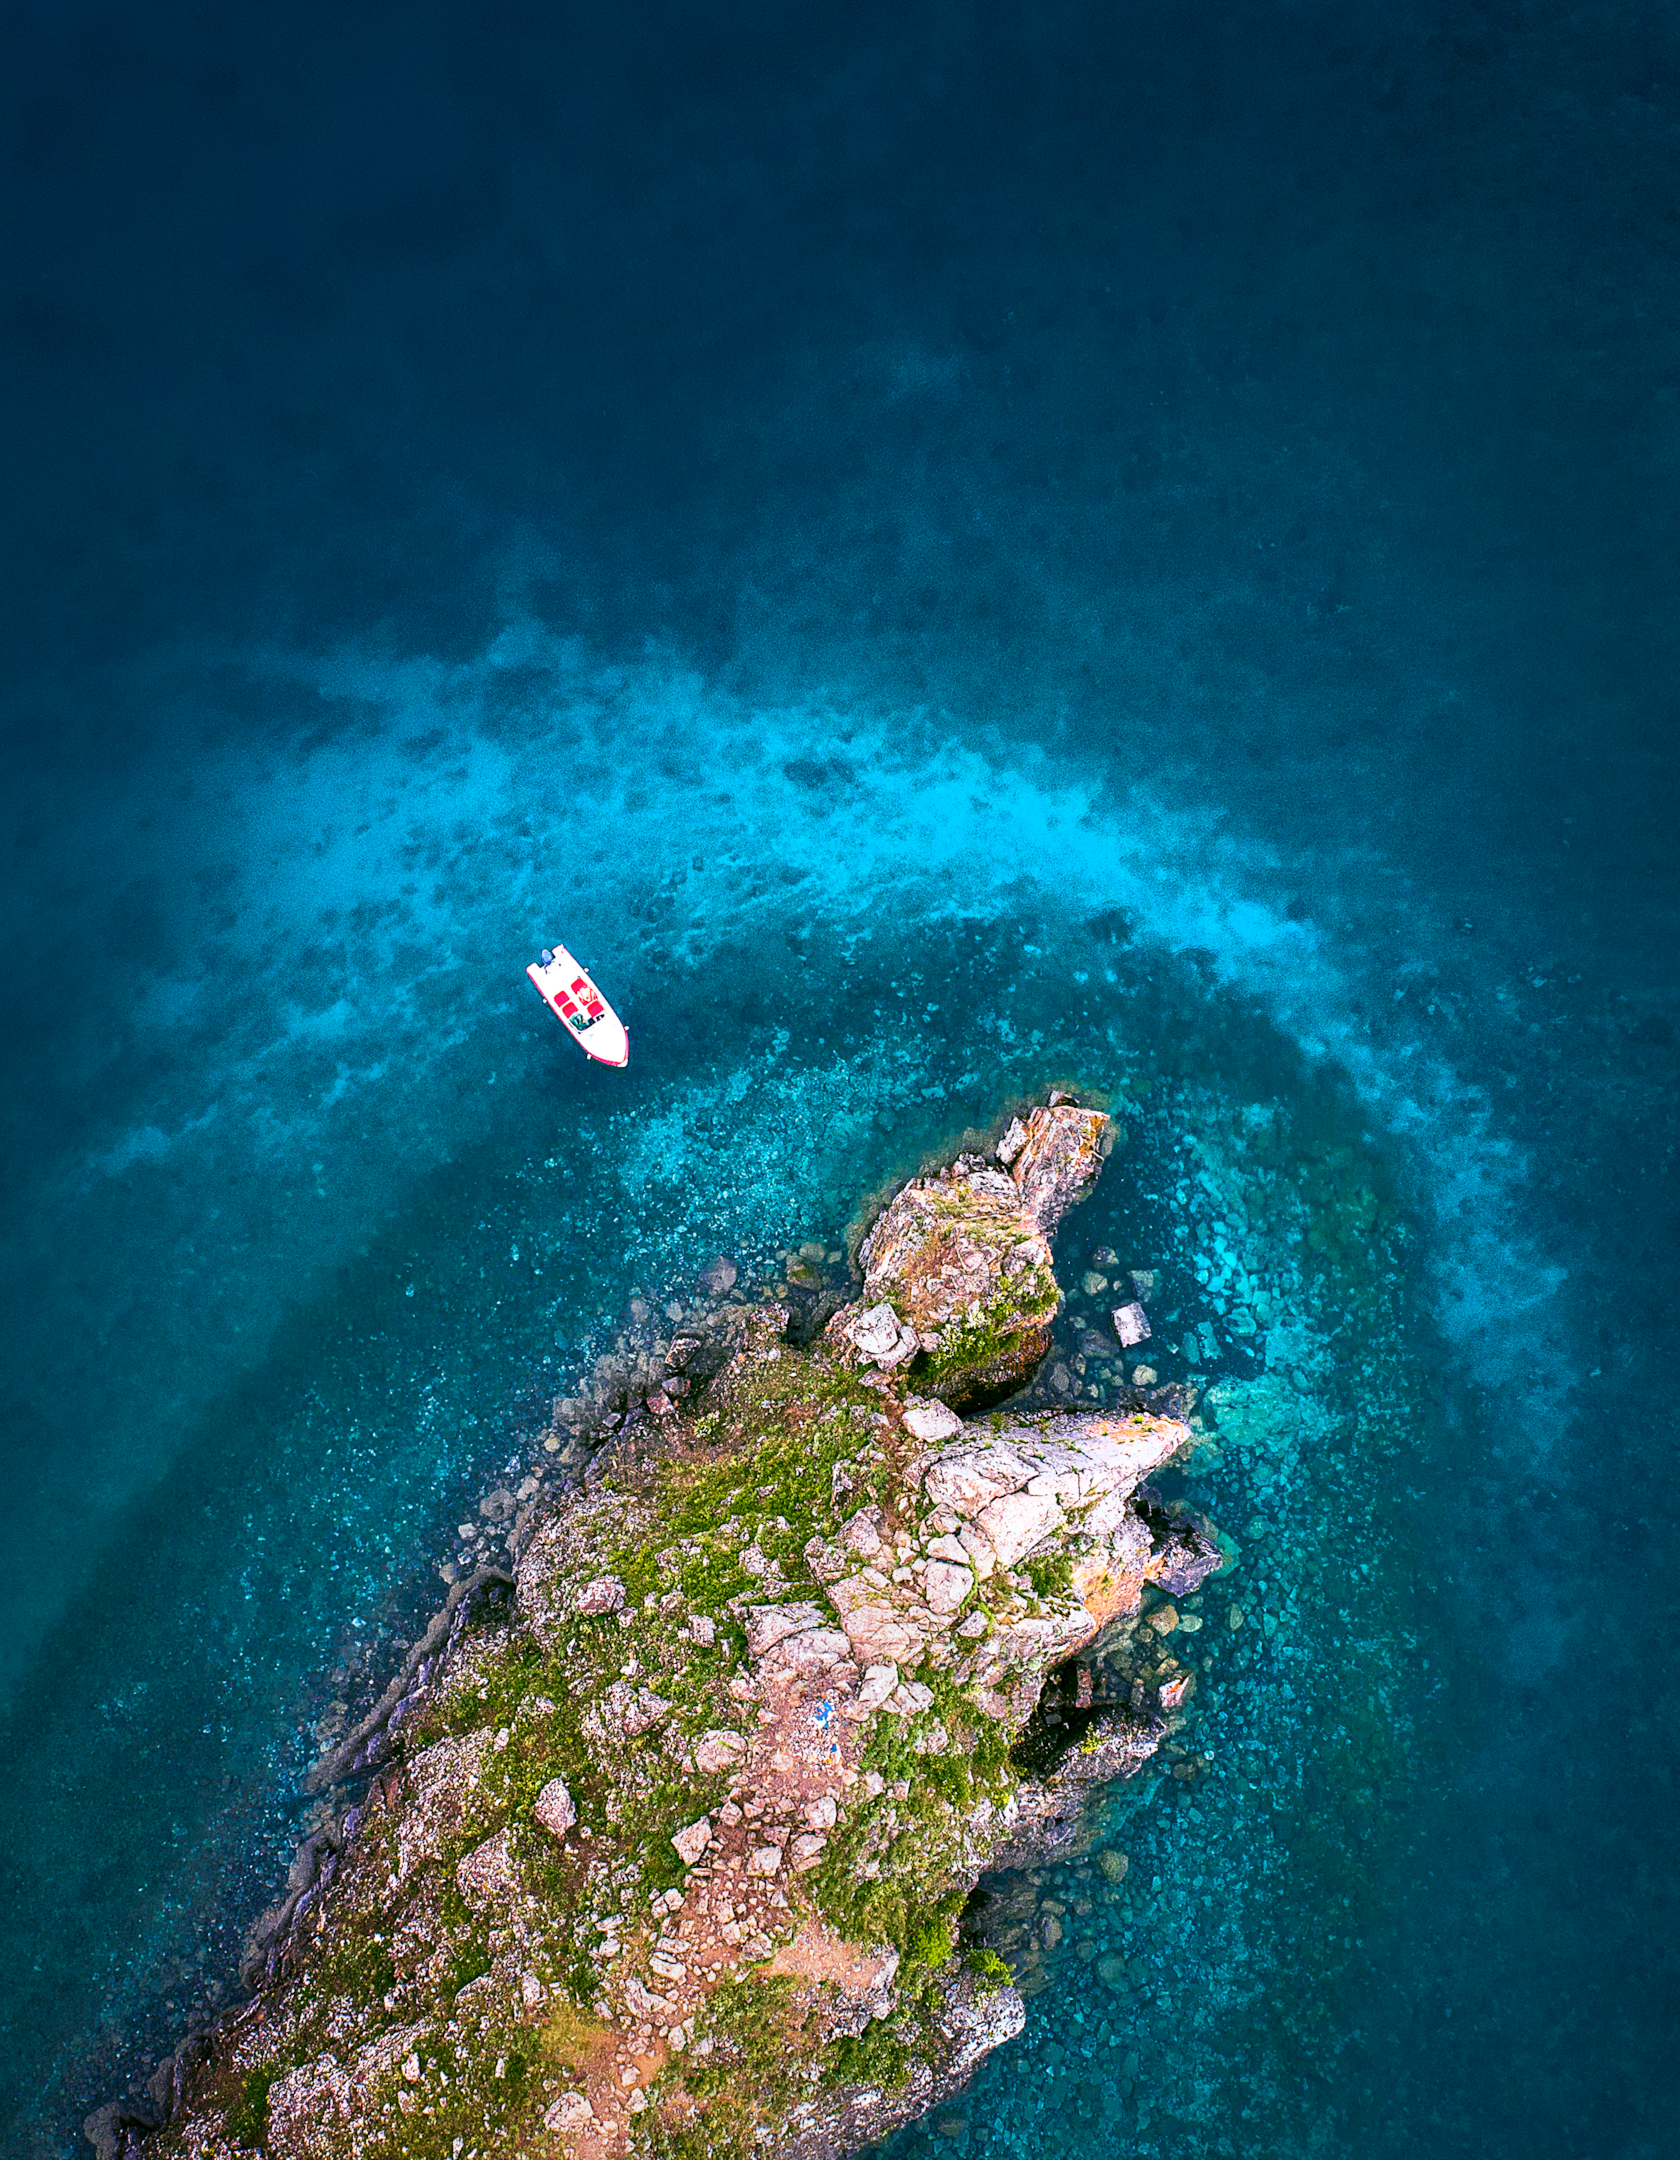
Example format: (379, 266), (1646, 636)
(2, 4), (1677, 2155)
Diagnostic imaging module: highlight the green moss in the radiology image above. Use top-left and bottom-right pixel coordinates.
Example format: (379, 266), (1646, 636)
(705, 1972), (796, 2062)
(806, 1652), (1017, 1984)
(226, 2064), (277, 2150)
(444, 1933), (492, 1998)
(676, 1973), (808, 2150)
(322, 2018), (553, 2160)
(409, 1619), (717, 1917)
(648, 2125), (744, 2160)
(297, 1925), (396, 2018)
(540, 1998), (613, 2071)
(827, 2012), (914, 2093)
(657, 1360), (888, 1565)
(910, 1256), (1058, 1392)
(904, 1911), (954, 1973)
(825, 1968), (949, 2098)
(863, 1666), (1014, 1812)
(1022, 1552), (1074, 1601)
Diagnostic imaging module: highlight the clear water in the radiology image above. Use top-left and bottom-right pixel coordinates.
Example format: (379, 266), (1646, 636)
(2, 5), (1676, 2156)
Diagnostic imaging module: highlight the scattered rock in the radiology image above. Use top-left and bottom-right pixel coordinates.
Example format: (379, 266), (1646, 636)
(747, 1602), (830, 1660)
(544, 2091), (595, 2132)
(839, 1603), (924, 1668)
(831, 1302), (920, 1368)
(840, 1507), (886, 1558)
(973, 1489), (1064, 1569)
(1112, 1302), (1151, 1348)
(693, 1730), (747, 1774)
(924, 1560), (975, 1614)
(764, 1625), (853, 1675)
(1144, 1505), (1224, 1597)
(533, 1777), (577, 1838)
(574, 1575), (627, 1616)
(995, 1117), (1029, 1167)
(583, 1680), (672, 1742)
(702, 1256), (739, 1295)
(902, 1396), (965, 1443)
(456, 1826), (520, 1906)
(1009, 1103), (1111, 1232)
(846, 1664), (900, 1718)
(672, 1817), (712, 1866)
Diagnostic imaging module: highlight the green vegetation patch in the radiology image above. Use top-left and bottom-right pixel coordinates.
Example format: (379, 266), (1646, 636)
(824, 1961), (950, 2098)
(659, 1355), (891, 1553)
(291, 1915), (397, 2028)
(444, 1932), (492, 1999)
(1022, 1551), (1074, 1602)
(669, 1972), (819, 2157)
(911, 1253), (1058, 1393)
(226, 2064), (279, 2151)
(965, 1945), (1014, 1993)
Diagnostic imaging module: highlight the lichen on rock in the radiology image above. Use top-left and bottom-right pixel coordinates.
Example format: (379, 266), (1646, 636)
(122, 1094), (1215, 2160)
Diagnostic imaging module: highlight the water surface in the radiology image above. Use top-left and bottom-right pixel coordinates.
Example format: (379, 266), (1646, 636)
(1, 5), (1676, 2155)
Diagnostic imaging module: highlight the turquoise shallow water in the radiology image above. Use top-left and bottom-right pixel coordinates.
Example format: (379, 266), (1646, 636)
(0, 709), (1549, 2152)
(2, 5), (1678, 2156)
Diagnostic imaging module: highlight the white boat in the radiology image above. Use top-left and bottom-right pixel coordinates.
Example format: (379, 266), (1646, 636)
(526, 945), (629, 1068)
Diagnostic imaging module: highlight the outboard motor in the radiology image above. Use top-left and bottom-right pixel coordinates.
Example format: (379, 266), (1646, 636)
(539, 948), (555, 966)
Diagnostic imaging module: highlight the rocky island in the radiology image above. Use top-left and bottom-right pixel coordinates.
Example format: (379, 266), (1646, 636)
(101, 1098), (1221, 2160)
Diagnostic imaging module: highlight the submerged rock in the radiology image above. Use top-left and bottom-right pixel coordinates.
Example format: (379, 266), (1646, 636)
(122, 1094), (1213, 2160)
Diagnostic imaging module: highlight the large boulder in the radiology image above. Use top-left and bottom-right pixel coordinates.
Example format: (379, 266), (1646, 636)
(918, 1409), (1191, 1715)
(1009, 1102), (1113, 1233)
(825, 1102), (1111, 1408)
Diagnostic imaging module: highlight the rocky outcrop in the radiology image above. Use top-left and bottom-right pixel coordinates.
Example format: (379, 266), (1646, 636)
(120, 1094), (1216, 2160)
(775, 1969), (1026, 2160)
(826, 1100), (1110, 1408)
(1003, 1099), (1114, 1234)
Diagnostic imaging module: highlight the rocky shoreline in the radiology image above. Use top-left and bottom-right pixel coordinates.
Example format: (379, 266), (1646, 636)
(90, 1096), (1222, 2160)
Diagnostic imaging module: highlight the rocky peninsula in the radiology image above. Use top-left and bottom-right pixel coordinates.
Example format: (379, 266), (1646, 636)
(98, 1098), (1222, 2160)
